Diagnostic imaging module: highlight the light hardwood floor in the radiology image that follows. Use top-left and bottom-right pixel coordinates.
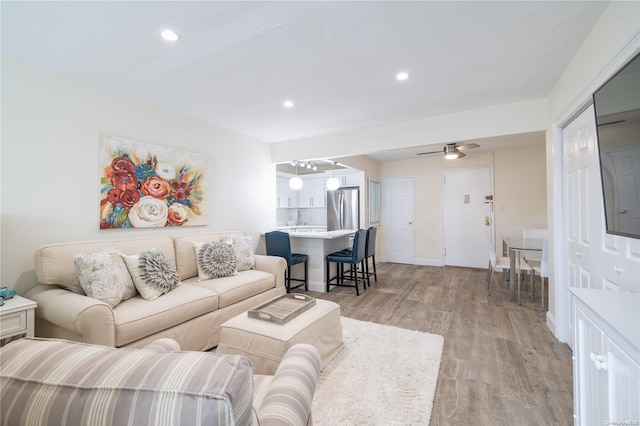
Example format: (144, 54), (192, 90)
(297, 262), (574, 426)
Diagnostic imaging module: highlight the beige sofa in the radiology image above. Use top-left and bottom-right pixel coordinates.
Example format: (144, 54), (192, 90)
(25, 232), (287, 351)
(1, 337), (321, 425)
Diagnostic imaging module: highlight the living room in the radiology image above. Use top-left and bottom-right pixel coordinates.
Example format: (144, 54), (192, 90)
(2, 2), (639, 425)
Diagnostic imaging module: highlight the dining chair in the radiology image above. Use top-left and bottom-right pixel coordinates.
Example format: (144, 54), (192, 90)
(487, 234), (533, 305)
(522, 228), (547, 262)
(531, 238), (548, 310)
(487, 237), (511, 295)
(326, 229), (367, 296)
(265, 231), (308, 292)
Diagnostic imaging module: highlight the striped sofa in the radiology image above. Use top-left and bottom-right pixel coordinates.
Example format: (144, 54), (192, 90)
(0, 337), (322, 425)
(25, 232), (287, 351)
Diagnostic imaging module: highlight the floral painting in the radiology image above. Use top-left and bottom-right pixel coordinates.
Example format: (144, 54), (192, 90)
(99, 134), (208, 229)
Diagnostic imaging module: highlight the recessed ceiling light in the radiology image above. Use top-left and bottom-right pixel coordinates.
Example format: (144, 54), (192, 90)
(283, 100), (294, 108)
(160, 30), (179, 42)
(396, 72), (410, 81)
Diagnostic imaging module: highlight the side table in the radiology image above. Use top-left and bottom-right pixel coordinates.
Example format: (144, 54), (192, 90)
(0, 295), (38, 341)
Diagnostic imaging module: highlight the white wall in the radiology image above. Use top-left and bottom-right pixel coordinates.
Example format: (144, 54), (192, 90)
(548, 3), (640, 122)
(1, 57), (276, 295)
(545, 1), (640, 339)
(494, 145), (548, 243)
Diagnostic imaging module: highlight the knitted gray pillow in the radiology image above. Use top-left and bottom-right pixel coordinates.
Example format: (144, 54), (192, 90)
(194, 241), (238, 280)
(123, 248), (180, 301)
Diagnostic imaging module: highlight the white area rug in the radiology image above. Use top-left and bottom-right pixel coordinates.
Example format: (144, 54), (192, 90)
(312, 317), (445, 425)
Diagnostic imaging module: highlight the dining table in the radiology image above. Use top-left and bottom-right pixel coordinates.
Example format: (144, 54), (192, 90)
(503, 237), (544, 304)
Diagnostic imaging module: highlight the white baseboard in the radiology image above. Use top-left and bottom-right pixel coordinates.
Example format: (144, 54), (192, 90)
(546, 311), (558, 339)
(377, 257), (443, 267)
(414, 258), (444, 267)
(307, 281), (326, 293)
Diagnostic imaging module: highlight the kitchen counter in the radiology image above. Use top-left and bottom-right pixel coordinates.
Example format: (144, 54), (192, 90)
(277, 225), (326, 233)
(286, 229), (354, 240)
(269, 229), (356, 292)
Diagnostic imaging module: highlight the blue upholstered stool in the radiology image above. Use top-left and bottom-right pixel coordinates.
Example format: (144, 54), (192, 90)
(325, 229), (366, 296)
(265, 231), (308, 292)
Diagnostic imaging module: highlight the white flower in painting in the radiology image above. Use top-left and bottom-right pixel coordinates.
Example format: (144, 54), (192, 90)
(128, 196), (168, 228)
(167, 203), (189, 225)
(156, 162), (176, 180)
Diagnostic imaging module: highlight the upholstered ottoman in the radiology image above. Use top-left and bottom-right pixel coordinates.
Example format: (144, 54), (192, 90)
(217, 299), (342, 374)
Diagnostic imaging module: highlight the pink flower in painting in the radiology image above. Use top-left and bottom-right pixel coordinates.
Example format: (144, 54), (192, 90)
(170, 180), (191, 201)
(167, 203), (189, 225)
(141, 176), (169, 199)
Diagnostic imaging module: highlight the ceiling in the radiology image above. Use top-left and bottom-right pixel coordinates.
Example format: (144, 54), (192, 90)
(2, 1), (608, 160)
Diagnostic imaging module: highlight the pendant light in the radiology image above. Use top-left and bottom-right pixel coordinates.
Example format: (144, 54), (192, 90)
(326, 161), (340, 190)
(289, 161), (303, 190)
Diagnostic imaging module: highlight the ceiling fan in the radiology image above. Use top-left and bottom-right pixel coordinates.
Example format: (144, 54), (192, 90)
(416, 142), (480, 159)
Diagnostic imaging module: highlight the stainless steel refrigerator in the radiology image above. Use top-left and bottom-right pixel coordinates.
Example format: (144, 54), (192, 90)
(326, 186), (360, 231)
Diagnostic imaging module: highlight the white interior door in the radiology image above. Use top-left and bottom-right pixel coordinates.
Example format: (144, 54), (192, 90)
(443, 167), (493, 268)
(385, 177), (414, 264)
(564, 105), (599, 291)
(563, 105), (600, 349)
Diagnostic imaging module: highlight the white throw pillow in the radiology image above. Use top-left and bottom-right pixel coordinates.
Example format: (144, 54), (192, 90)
(225, 235), (255, 271)
(74, 247), (137, 308)
(122, 248), (180, 301)
(193, 241), (238, 280)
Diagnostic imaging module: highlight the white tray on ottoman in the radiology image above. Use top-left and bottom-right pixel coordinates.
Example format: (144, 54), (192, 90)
(217, 298), (342, 375)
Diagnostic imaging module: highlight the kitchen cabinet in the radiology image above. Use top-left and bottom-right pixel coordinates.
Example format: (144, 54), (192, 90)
(276, 175), (297, 208)
(298, 176), (326, 208)
(334, 171), (361, 189)
(343, 173), (361, 188)
(570, 288), (640, 426)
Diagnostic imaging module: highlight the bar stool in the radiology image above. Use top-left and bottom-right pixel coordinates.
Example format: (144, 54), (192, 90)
(338, 227), (377, 288)
(265, 231), (308, 292)
(325, 229), (366, 296)
(364, 227), (377, 286)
